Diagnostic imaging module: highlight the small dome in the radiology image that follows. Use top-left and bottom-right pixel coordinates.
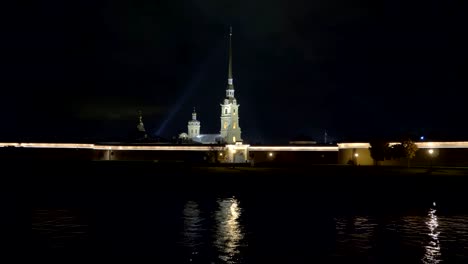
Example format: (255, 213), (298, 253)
(179, 133), (189, 139)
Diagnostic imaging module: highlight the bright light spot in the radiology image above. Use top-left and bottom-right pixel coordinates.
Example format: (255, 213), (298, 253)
(433, 201), (436, 207)
(354, 153), (359, 157)
(269, 152), (273, 157)
(421, 136), (425, 140)
(219, 153), (223, 156)
(428, 149), (434, 154)
(230, 202), (239, 218)
(215, 198), (243, 262)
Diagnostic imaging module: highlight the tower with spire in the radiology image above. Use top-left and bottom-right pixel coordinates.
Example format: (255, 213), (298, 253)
(188, 107), (200, 139)
(220, 26), (242, 144)
(136, 110), (148, 139)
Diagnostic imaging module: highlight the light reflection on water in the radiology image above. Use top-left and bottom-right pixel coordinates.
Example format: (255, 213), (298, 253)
(422, 207), (441, 264)
(214, 198), (244, 264)
(182, 201), (204, 261)
(333, 208), (468, 262)
(334, 216), (376, 256)
(32, 198), (468, 262)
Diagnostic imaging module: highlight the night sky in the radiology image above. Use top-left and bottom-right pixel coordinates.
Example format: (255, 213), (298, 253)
(4, 0), (467, 143)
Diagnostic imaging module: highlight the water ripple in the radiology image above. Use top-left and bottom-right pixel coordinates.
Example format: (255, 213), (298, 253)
(32, 209), (88, 249)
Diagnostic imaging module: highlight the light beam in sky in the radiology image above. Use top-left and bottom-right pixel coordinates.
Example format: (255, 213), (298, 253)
(155, 42), (224, 136)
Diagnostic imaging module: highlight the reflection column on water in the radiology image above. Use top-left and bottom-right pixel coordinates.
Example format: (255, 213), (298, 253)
(182, 201), (204, 261)
(422, 205), (441, 264)
(214, 198), (245, 264)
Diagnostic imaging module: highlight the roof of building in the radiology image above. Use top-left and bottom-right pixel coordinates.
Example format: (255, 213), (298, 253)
(192, 134), (224, 144)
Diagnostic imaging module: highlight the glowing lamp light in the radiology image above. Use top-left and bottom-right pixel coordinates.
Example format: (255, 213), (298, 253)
(268, 152), (273, 157)
(354, 153), (359, 157)
(428, 149), (434, 155)
(420, 136), (425, 140)
(219, 153), (223, 156)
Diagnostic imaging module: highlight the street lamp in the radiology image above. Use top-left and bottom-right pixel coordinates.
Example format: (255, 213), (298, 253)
(354, 153), (359, 165)
(428, 149), (434, 169)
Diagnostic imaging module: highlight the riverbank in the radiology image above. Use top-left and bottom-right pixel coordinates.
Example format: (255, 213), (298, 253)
(4, 161), (462, 212)
(12, 160), (468, 187)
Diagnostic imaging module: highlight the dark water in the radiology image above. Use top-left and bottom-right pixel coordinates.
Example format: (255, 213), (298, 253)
(32, 193), (468, 263)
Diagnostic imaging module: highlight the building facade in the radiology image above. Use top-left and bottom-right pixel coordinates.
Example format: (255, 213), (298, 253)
(180, 27), (242, 146)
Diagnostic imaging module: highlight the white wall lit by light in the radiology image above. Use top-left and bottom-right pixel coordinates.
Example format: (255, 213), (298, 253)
(1, 141), (468, 152)
(338, 142), (468, 149)
(249, 146), (338, 152)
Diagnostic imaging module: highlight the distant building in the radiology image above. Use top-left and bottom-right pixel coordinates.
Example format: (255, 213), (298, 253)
(136, 111), (147, 140)
(289, 135), (316, 145)
(180, 27), (243, 145)
(179, 108), (223, 144)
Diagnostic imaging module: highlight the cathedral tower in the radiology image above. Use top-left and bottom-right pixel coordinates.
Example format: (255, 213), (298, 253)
(220, 27), (242, 144)
(188, 107), (200, 139)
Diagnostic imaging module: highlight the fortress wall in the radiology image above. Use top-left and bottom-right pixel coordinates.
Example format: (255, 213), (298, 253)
(250, 150), (338, 165)
(1, 142), (468, 167)
(337, 143), (468, 167)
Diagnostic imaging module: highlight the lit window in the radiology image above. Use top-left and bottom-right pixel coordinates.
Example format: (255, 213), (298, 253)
(233, 136), (236, 142)
(233, 109), (236, 115)
(224, 122), (228, 129)
(233, 122), (236, 129)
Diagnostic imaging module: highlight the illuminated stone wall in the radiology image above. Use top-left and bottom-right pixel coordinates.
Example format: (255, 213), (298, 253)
(2, 142), (468, 166)
(337, 142), (468, 167)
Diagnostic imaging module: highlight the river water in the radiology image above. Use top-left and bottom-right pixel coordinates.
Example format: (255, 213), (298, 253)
(31, 192), (468, 263)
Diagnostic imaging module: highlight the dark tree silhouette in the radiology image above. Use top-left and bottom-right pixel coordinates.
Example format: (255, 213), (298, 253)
(369, 140), (390, 165)
(205, 144), (227, 163)
(401, 139), (419, 167)
(388, 139), (419, 167)
(389, 143), (405, 160)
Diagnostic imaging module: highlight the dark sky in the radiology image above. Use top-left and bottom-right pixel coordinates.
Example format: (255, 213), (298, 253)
(3, 0), (468, 143)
